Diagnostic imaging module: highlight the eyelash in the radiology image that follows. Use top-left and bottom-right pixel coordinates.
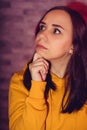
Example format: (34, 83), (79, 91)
(53, 28), (61, 34)
(38, 25), (61, 34)
(39, 25), (46, 31)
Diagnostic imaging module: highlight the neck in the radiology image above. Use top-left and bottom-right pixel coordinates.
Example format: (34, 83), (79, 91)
(50, 54), (71, 78)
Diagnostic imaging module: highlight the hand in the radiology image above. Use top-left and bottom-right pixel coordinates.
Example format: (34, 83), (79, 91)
(29, 53), (49, 81)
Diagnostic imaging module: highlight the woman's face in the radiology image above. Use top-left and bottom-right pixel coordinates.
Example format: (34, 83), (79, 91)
(35, 10), (73, 61)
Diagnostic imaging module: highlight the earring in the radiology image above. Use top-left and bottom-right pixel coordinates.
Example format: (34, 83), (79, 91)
(69, 48), (73, 54)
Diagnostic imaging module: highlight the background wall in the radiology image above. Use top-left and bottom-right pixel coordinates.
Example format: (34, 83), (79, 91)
(0, 0), (87, 130)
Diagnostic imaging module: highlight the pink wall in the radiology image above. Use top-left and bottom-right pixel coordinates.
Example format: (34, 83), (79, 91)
(0, 0), (87, 130)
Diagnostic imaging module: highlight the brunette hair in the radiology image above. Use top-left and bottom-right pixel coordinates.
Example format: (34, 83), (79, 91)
(23, 6), (87, 113)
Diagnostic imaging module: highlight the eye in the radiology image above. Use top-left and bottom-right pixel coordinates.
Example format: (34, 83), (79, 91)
(39, 24), (46, 31)
(54, 28), (61, 34)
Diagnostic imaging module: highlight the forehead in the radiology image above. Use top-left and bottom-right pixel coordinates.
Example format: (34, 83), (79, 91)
(42, 10), (72, 29)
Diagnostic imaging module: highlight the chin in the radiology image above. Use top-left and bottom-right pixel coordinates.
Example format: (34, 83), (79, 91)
(36, 50), (48, 59)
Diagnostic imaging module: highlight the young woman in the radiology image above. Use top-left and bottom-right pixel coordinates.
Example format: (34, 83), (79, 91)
(9, 6), (87, 130)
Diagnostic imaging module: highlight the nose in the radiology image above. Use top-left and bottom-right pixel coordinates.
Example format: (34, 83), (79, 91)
(37, 30), (48, 41)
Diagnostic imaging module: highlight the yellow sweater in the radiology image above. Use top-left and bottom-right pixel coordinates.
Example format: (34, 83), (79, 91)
(8, 66), (87, 130)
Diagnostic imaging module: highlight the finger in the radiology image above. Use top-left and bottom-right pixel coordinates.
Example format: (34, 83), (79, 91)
(33, 53), (42, 61)
(33, 58), (49, 70)
(33, 52), (49, 68)
(40, 70), (48, 81)
(33, 63), (48, 73)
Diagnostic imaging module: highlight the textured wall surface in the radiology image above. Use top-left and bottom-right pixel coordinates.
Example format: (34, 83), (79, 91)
(0, 0), (87, 130)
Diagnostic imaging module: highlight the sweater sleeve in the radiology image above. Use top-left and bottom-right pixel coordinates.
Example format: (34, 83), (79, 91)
(8, 72), (47, 130)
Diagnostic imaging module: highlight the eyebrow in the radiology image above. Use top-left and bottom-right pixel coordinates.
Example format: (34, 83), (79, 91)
(40, 21), (64, 30)
(52, 24), (64, 30)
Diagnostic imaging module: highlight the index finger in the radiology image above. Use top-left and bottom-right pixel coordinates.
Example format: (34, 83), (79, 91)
(33, 53), (42, 61)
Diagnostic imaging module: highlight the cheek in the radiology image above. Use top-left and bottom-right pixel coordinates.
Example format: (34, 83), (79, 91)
(50, 46), (71, 59)
(50, 45), (66, 57)
(55, 37), (73, 51)
(34, 37), (39, 47)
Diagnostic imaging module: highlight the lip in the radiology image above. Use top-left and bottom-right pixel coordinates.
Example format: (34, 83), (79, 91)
(36, 44), (48, 50)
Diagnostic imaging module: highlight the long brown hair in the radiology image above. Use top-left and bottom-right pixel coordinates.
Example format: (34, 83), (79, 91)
(23, 6), (87, 113)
